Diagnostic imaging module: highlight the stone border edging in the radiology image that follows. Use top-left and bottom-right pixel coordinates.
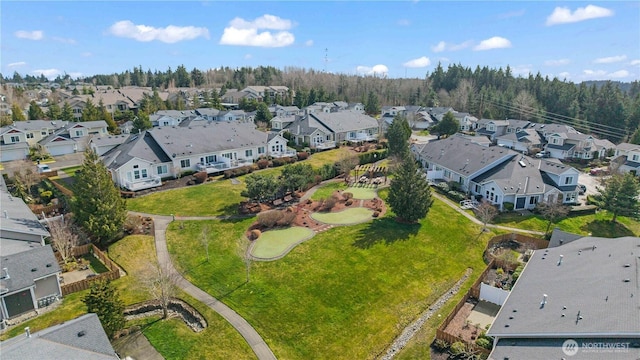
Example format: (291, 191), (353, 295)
(123, 298), (207, 333)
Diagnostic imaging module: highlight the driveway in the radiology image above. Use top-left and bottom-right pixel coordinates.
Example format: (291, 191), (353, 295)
(410, 133), (436, 144)
(578, 172), (604, 200)
(1, 153), (85, 178)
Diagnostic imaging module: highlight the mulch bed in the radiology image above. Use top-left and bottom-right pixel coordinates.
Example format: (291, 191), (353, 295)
(443, 299), (482, 343)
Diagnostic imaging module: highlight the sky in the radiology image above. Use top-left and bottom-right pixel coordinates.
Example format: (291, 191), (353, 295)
(2, 1), (639, 83)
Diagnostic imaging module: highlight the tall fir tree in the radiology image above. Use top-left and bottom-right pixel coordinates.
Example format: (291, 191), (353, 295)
(71, 149), (127, 245)
(61, 102), (74, 121)
(11, 103), (26, 121)
(28, 100), (45, 120)
(386, 114), (411, 158)
(81, 98), (99, 122)
(593, 172), (640, 223)
(432, 111), (459, 138)
(83, 280), (125, 339)
(387, 151), (433, 223)
(132, 111), (153, 134)
(46, 103), (62, 120)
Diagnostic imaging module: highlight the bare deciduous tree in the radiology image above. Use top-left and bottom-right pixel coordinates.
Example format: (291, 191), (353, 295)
(337, 155), (359, 182)
(475, 200), (498, 231)
(14, 161), (41, 199)
(513, 90), (537, 120)
(144, 263), (179, 319)
(47, 217), (79, 264)
(537, 199), (570, 235)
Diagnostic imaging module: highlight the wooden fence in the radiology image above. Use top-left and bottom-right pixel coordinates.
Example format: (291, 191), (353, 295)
(469, 259), (496, 299)
(29, 203), (63, 216)
(40, 170), (59, 178)
(50, 179), (73, 197)
(486, 233), (548, 250)
(60, 244), (121, 296)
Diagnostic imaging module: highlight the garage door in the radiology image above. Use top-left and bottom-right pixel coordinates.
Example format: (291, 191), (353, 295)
(47, 144), (75, 156)
(0, 148), (27, 162)
(4, 290), (35, 318)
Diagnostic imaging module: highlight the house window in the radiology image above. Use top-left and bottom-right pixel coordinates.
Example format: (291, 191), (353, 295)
(133, 165), (139, 169)
(633, 154), (639, 161)
(349, 132), (356, 139)
(141, 169), (148, 178)
(245, 149), (253, 157)
(529, 196), (538, 205)
(443, 170), (451, 178)
(327, 135), (331, 140)
(41, 131), (47, 136)
(565, 176), (573, 185)
(205, 155), (216, 163)
(26, 133), (34, 139)
(75, 130), (83, 137)
(157, 165), (168, 175)
(222, 153), (233, 159)
(180, 159), (191, 168)
(133, 170), (140, 180)
(258, 147), (265, 154)
(552, 138), (559, 145)
(10, 135), (20, 143)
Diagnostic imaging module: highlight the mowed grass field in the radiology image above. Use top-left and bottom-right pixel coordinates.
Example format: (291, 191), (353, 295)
(166, 199), (493, 359)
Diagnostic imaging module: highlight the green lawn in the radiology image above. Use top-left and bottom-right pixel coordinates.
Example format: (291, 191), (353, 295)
(61, 166), (82, 176)
(127, 179), (246, 216)
(305, 148), (353, 168)
(312, 183), (378, 201)
(311, 207), (374, 225)
(167, 199), (493, 359)
(251, 227), (315, 259)
(494, 210), (640, 236)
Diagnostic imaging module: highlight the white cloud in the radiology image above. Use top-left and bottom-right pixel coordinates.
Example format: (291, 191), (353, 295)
(631, 59), (640, 66)
(403, 56), (431, 68)
(473, 36), (512, 51)
(32, 69), (62, 80)
(305, 39), (313, 46)
(7, 61), (27, 68)
(220, 14), (295, 47)
(109, 20), (210, 43)
(397, 19), (411, 26)
(511, 64), (533, 77)
(583, 69), (607, 76)
(356, 64), (388, 76)
(546, 5), (613, 26)
(558, 71), (571, 79)
(431, 40), (473, 53)
(15, 30), (43, 40)
(544, 59), (570, 66)
(609, 70), (630, 78)
(593, 55), (627, 64)
(52, 36), (76, 44)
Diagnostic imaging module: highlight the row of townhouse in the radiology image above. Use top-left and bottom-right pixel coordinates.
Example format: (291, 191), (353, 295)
(412, 134), (581, 210)
(0, 176), (62, 323)
(99, 121), (295, 191)
(476, 119), (617, 160)
(0, 120), (109, 162)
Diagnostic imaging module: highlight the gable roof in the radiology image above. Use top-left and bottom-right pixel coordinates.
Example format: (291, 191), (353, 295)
(308, 111), (378, 133)
(0, 313), (118, 359)
(415, 135), (517, 176)
(102, 131), (171, 169)
(0, 244), (60, 293)
(472, 155), (548, 195)
(617, 142), (640, 152)
(1, 120), (68, 132)
(539, 158), (578, 176)
(488, 236), (640, 338)
(0, 191), (50, 241)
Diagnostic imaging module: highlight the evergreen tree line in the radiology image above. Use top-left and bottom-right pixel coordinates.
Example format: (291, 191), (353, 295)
(4, 63), (639, 142)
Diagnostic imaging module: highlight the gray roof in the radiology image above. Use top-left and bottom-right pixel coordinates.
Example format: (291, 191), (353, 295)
(0, 244), (60, 293)
(155, 110), (195, 119)
(102, 132), (171, 169)
(0, 313), (118, 359)
(0, 191), (50, 241)
(0, 120), (68, 133)
(415, 135), (517, 176)
(617, 142), (640, 152)
(149, 122), (267, 158)
(90, 134), (129, 147)
(488, 236), (640, 338)
(489, 337), (640, 360)
(309, 111), (378, 133)
(39, 128), (76, 146)
(548, 228), (584, 248)
(472, 156), (548, 195)
(194, 108), (221, 117)
(506, 119), (532, 129)
(539, 158), (578, 175)
(0, 142), (29, 151)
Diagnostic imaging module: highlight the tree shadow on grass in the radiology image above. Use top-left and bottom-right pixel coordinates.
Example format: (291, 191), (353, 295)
(352, 217), (421, 249)
(581, 220), (635, 237)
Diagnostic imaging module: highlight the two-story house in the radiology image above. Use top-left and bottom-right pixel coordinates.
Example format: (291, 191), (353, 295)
(476, 119), (509, 142)
(613, 142), (640, 175)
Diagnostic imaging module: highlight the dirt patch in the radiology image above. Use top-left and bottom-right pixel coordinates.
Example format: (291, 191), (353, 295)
(443, 299), (484, 344)
(123, 298), (207, 333)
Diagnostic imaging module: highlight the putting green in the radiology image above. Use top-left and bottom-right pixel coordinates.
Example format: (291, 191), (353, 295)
(311, 207), (374, 225)
(251, 226), (315, 259)
(344, 186), (377, 200)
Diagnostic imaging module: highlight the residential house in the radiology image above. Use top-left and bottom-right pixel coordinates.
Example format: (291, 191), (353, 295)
(613, 142), (640, 176)
(270, 115), (297, 131)
(194, 108), (221, 121)
(412, 135), (580, 210)
(475, 119), (509, 142)
(216, 110), (247, 122)
(283, 110), (379, 150)
(496, 128), (543, 154)
(1, 120), (68, 147)
(426, 107), (455, 122)
(221, 89), (250, 104)
(0, 313), (119, 359)
(89, 134), (130, 156)
(487, 235), (640, 359)
(269, 105), (300, 118)
(543, 132), (614, 160)
(453, 112), (479, 131)
(267, 132), (296, 158)
(102, 122), (269, 191)
(347, 102), (365, 113)
(0, 180), (62, 322)
(150, 114), (181, 127)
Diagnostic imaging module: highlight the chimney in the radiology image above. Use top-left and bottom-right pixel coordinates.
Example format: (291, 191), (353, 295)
(540, 294), (548, 308)
(25, 327), (31, 338)
(558, 255), (563, 266)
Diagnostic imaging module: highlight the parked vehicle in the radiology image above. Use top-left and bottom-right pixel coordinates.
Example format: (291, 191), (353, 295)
(36, 164), (52, 173)
(578, 184), (586, 195)
(535, 151), (549, 158)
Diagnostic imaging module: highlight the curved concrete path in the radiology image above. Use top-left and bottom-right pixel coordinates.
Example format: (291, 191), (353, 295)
(149, 214), (276, 360)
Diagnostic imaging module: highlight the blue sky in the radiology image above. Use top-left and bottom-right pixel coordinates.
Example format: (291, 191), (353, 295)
(2, 1), (639, 82)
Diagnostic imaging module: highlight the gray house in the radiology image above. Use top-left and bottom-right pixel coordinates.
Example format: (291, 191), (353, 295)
(487, 235), (640, 359)
(0, 313), (118, 359)
(283, 110), (378, 149)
